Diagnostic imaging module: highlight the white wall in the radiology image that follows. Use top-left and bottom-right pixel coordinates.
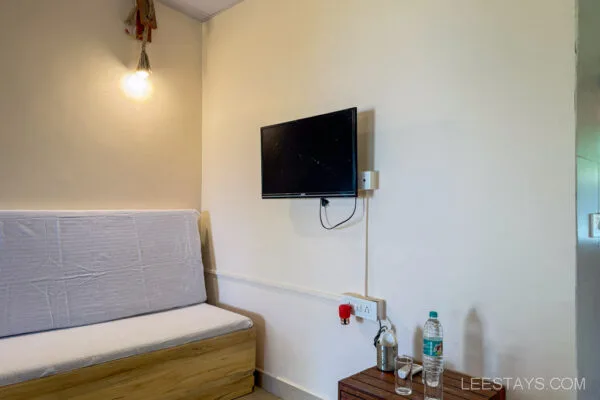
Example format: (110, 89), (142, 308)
(576, 0), (600, 398)
(201, 1), (577, 399)
(0, 0), (202, 210)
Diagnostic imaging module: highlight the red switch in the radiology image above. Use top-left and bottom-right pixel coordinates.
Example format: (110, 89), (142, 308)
(339, 304), (352, 325)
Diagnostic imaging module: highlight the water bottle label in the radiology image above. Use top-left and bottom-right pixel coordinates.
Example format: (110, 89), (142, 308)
(423, 339), (443, 357)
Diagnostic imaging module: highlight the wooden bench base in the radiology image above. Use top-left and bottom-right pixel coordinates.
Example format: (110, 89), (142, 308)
(0, 327), (256, 400)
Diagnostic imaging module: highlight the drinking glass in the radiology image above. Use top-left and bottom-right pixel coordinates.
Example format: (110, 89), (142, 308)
(395, 355), (413, 396)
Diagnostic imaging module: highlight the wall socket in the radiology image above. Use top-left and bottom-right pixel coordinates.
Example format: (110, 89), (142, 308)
(341, 293), (386, 322)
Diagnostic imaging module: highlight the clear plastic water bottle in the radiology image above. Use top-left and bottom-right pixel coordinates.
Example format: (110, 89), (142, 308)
(423, 311), (444, 400)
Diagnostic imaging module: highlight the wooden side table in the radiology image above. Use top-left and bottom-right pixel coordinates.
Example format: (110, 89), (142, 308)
(339, 367), (506, 400)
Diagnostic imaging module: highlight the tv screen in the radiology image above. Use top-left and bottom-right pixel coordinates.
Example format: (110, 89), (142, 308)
(261, 107), (358, 199)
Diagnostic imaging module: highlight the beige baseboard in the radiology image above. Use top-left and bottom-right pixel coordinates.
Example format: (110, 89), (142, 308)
(255, 369), (323, 400)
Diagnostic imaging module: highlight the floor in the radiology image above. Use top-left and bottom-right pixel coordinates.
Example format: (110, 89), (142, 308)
(240, 387), (280, 400)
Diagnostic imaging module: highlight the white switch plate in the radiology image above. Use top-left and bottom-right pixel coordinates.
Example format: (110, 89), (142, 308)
(590, 214), (600, 238)
(341, 293), (386, 322)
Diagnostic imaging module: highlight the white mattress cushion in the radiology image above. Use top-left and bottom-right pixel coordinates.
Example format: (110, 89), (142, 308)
(0, 303), (253, 387)
(0, 210), (207, 338)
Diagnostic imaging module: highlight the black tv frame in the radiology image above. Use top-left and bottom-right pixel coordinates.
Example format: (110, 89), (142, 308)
(260, 107), (358, 199)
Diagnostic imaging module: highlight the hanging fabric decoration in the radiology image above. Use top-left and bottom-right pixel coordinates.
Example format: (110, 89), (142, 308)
(124, 0), (158, 43)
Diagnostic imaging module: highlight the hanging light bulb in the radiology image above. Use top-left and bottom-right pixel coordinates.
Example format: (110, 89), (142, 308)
(122, 71), (153, 100)
(122, 27), (153, 100)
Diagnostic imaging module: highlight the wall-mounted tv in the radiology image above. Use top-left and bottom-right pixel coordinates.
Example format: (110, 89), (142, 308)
(261, 107), (358, 199)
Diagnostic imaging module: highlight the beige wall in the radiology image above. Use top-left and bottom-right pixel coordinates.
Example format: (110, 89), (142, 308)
(0, 0), (202, 210)
(202, 1), (577, 399)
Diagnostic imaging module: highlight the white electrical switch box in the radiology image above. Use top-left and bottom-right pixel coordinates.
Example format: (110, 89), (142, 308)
(590, 213), (600, 238)
(359, 171), (379, 191)
(341, 293), (386, 322)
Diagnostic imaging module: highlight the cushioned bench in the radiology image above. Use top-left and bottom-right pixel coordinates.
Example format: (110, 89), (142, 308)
(0, 303), (253, 387)
(0, 210), (255, 400)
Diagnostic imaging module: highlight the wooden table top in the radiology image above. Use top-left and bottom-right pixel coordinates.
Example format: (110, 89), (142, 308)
(339, 367), (506, 400)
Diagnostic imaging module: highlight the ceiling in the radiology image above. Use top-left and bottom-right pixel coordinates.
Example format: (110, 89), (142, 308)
(159, 0), (244, 21)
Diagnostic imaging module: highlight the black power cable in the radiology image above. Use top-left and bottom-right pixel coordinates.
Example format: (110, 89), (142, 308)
(373, 318), (386, 347)
(319, 197), (358, 230)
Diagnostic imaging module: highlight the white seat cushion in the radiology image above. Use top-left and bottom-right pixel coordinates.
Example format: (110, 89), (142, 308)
(0, 304), (253, 387)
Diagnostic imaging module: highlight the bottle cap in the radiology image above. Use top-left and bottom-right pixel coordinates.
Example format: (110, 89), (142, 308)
(429, 311), (438, 318)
